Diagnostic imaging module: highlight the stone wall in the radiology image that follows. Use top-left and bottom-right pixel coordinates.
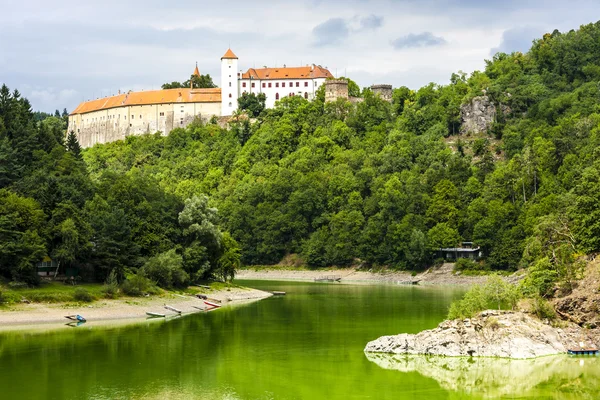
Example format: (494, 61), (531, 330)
(371, 84), (393, 102)
(324, 79), (349, 102)
(68, 101), (221, 148)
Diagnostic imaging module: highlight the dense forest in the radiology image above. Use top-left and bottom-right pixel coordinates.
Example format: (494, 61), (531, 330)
(2, 22), (600, 294)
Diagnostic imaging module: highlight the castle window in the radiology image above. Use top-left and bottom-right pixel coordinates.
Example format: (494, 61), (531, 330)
(282, 82), (286, 88)
(262, 83), (266, 88)
(229, 93), (232, 98)
(229, 102), (232, 107)
(268, 83), (272, 88)
(276, 83), (279, 88)
(160, 112), (164, 117)
(229, 82), (232, 87)
(276, 93), (279, 100)
(296, 82), (300, 87)
(132, 115), (134, 119)
(242, 82), (246, 88)
(139, 115), (142, 119)
(252, 83), (255, 88)
(305, 82), (309, 87)
(305, 92), (308, 99)
(130, 124), (132, 127)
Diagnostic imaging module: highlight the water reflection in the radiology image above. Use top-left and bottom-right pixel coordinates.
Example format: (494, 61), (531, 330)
(365, 352), (600, 399)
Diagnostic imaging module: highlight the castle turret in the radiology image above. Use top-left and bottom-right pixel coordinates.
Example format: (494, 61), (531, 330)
(324, 79), (349, 103)
(193, 62), (200, 77)
(221, 48), (239, 116)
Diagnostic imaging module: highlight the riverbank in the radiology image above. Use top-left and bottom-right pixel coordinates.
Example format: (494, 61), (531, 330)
(0, 286), (272, 331)
(237, 263), (516, 286)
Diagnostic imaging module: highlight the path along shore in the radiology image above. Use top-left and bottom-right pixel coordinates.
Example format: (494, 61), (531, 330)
(0, 287), (272, 331)
(236, 263), (516, 286)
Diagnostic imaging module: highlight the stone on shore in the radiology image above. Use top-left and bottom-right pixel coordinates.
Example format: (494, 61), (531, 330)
(364, 310), (599, 359)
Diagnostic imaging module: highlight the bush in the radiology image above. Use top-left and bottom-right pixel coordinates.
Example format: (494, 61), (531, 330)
(531, 295), (556, 320)
(121, 273), (159, 297)
(520, 257), (558, 297)
(102, 269), (120, 299)
(141, 249), (189, 288)
(73, 288), (95, 303)
(454, 258), (487, 275)
(448, 275), (520, 319)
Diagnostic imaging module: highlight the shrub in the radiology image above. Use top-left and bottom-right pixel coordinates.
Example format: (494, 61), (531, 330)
(531, 296), (556, 321)
(102, 269), (120, 299)
(121, 273), (159, 297)
(73, 288), (94, 303)
(141, 249), (189, 288)
(520, 257), (558, 297)
(448, 275), (520, 319)
(472, 138), (489, 156)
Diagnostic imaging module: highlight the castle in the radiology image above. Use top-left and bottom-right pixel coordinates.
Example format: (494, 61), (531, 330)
(68, 48), (392, 148)
(68, 49), (335, 148)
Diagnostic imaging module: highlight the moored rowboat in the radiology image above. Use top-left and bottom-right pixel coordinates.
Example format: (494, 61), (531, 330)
(146, 312), (166, 318)
(204, 300), (221, 309)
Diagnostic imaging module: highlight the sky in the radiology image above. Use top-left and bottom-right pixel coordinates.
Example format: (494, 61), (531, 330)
(1, 0), (599, 113)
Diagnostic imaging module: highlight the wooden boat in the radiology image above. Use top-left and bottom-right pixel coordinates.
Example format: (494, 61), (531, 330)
(204, 300), (221, 309)
(65, 315), (86, 322)
(270, 291), (286, 296)
(146, 312), (166, 318)
(191, 305), (206, 311)
(164, 305), (182, 314)
(568, 349), (599, 355)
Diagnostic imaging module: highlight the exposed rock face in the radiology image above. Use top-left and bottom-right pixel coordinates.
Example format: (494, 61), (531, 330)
(365, 310), (599, 359)
(460, 96), (496, 135)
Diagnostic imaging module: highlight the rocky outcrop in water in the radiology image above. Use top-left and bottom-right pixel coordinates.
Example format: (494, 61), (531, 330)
(460, 96), (496, 135)
(365, 310), (599, 359)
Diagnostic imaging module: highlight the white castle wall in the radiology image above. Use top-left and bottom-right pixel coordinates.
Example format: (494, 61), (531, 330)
(68, 101), (220, 148)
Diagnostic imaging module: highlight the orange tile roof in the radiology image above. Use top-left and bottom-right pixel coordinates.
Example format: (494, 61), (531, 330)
(70, 88), (221, 115)
(241, 64), (333, 80)
(221, 48), (238, 59)
(193, 64), (200, 77)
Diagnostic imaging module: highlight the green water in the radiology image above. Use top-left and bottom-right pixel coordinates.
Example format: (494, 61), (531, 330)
(1, 281), (599, 399)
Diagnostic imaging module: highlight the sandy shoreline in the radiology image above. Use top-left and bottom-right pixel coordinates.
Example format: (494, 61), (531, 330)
(0, 287), (272, 331)
(236, 263), (500, 286)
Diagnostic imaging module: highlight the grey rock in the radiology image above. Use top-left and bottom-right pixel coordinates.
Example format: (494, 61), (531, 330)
(364, 310), (599, 359)
(460, 96), (496, 135)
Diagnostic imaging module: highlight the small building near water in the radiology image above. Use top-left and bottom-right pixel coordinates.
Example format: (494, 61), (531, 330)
(36, 256), (58, 277)
(438, 242), (483, 261)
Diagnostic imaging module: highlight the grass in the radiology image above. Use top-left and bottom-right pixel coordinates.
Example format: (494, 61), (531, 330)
(1, 282), (106, 304)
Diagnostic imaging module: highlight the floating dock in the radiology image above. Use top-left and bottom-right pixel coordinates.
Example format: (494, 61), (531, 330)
(568, 349), (599, 355)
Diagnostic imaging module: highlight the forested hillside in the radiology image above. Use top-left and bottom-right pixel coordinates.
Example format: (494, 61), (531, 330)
(0, 87), (239, 286)
(3, 22), (600, 291)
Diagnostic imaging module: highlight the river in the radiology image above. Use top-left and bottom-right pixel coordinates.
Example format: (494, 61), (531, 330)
(0, 280), (599, 399)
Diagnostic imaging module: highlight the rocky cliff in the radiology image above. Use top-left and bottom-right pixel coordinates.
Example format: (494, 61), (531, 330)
(364, 310), (598, 359)
(460, 96), (496, 135)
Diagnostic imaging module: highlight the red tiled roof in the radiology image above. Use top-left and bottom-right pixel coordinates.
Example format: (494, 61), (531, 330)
(241, 65), (333, 80)
(221, 48), (238, 59)
(70, 88), (221, 115)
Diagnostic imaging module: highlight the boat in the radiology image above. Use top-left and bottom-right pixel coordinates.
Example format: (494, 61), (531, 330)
(568, 349), (599, 355)
(204, 300), (221, 309)
(164, 305), (182, 314)
(146, 312), (166, 318)
(65, 315), (86, 322)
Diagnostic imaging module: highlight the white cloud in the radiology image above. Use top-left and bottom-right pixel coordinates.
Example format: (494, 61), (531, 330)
(1, 0), (599, 111)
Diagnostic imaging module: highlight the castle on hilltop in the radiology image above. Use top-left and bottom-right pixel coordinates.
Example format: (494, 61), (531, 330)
(68, 49), (335, 147)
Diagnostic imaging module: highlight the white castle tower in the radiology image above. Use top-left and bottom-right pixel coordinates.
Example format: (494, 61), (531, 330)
(220, 48), (239, 116)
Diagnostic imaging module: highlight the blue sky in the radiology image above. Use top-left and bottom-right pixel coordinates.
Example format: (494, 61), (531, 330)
(1, 0), (599, 112)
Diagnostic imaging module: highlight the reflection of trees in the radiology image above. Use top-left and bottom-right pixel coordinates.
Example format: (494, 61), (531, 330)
(365, 353), (600, 399)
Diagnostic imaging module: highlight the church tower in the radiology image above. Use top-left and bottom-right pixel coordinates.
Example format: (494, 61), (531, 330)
(221, 48), (239, 116)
